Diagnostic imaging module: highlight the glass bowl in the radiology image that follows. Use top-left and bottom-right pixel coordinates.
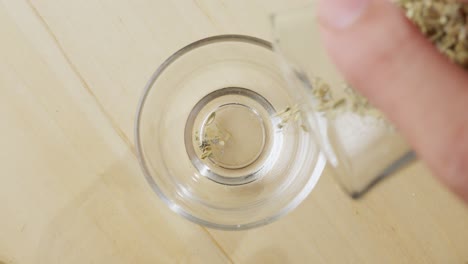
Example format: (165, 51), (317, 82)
(135, 35), (326, 230)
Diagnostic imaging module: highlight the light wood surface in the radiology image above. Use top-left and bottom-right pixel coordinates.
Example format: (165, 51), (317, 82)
(0, 1), (467, 263)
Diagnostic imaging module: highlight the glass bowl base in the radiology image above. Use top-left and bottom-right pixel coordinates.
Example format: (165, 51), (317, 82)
(184, 87), (281, 186)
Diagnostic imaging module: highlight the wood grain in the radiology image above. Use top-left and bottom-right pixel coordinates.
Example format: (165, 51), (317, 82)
(0, 1), (229, 263)
(1, 0), (467, 263)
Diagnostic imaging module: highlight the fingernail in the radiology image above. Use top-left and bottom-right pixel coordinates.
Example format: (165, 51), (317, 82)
(317, 0), (370, 29)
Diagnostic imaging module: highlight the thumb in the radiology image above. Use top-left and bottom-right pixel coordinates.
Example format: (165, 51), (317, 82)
(317, 0), (468, 202)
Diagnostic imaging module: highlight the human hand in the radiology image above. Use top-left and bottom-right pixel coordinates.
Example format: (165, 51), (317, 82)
(317, 0), (468, 203)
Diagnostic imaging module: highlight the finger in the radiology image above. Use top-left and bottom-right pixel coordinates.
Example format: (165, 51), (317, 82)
(317, 0), (468, 202)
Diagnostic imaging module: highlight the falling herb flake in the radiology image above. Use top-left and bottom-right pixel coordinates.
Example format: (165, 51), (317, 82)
(275, 104), (309, 132)
(195, 115), (232, 161)
(307, 76), (387, 121)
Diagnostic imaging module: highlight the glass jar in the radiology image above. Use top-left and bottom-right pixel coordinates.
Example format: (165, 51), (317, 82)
(271, 3), (416, 197)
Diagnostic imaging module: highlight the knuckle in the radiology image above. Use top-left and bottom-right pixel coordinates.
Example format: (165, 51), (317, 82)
(348, 18), (418, 93)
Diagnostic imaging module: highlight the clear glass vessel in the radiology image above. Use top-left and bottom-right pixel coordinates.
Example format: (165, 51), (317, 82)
(135, 35), (326, 230)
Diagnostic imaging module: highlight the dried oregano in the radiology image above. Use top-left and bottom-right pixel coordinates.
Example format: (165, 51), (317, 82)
(396, 0), (468, 68)
(307, 77), (384, 119)
(195, 113), (231, 160)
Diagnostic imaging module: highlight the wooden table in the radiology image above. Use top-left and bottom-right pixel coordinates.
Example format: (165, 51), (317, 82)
(1, 1), (467, 263)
